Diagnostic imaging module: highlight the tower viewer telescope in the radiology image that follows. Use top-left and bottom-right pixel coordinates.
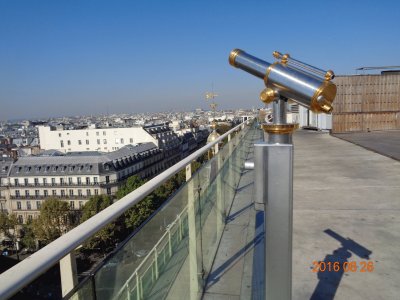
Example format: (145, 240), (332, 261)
(229, 49), (336, 113)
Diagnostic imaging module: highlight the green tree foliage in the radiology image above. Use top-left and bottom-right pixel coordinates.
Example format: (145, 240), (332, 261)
(0, 213), (19, 242)
(32, 198), (71, 244)
(80, 195), (115, 251)
(20, 223), (36, 251)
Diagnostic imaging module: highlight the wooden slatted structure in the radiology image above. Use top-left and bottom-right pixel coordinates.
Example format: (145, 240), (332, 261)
(332, 74), (400, 133)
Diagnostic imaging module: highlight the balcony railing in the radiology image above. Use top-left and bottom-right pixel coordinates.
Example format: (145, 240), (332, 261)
(0, 120), (254, 300)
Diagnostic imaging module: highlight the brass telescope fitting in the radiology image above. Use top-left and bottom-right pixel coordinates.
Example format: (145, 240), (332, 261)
(229, 49), (243, 67)
(228, 48), (337, 114)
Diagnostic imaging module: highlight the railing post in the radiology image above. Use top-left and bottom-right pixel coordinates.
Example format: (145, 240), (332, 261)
(59, 251), (78, 298)
(154, 249), (159, 280)
(216, 148), (224, 238)
(186, 163), (200, 299)
(136, 273), (140, 300)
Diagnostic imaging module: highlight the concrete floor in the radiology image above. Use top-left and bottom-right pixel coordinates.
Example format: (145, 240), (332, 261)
(333, 130), (400, 161)
(202, 129), (400, 300)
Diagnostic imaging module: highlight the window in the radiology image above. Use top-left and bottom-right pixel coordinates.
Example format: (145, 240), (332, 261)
(59, 133), (62, 137)
(70, 201), (75, 209)
(86, 189), (91, 196)
(61, 190), (65, 197)
(60, 141), (64, 148)
(103, 131), (106, 136)
(130, 138), (133, 143)
(93, 177), (98, 184)
(51, 178), (56, 186)
(86, 177), (90, 185)
(35, 190), (39, 198)
(27, 201), (31, 210)
(25, 190), (29, 197)
(78, 140), (82, 145)
(97, 139), (100, 145)
(18, 215), (23, 224)
(60, 178), (64, 185)
(96, 132), (99, 136)
(86, 132), (89, 136)
(107, 188), (111, 195)
(103, 139), (107, 144)
(120, 138), (124, 144)
(78, 189), (82, 196)
(24, 178), (28, 186)
(67, 140), (71, 145)
(27, 215), (33, 222)
(115, 138), (119, 144)
(68, 177), (73, 185)
(79, 201), (83, 209)
(43, 178), (47, 185)
(94, 189), (99, 195)
(77, 177), (82, 185)
(44, 190), (48, 197)
(52, 190), (57, 196)
(34, 178), (39, 186)
(15, 190), (20, 197)
(69, 190), (74, 196)
(17, 201), (22, 209)
(86, 140), (89, 145)
(14, 178), (19, 186)
(37, 201), (41, 209)
(106, 175), (110, 183)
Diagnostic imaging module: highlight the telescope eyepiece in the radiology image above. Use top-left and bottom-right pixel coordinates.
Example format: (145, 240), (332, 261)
(229, 49), (243, 67)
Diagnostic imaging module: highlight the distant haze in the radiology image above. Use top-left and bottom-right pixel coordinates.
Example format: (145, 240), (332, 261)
(1, 0), (399, 120)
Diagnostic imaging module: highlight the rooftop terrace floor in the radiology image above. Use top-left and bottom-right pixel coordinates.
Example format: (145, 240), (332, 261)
(202, 129), (400, 300)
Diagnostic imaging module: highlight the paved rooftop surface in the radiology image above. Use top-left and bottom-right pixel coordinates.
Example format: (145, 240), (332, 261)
(202, 129), (400, 300)
(333, 130), (400, 161)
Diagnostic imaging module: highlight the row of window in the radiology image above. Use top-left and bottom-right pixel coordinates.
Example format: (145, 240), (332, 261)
(15, 165), (93, 173)
(13, 177), (99, 186)
(60, 138), (135, 148)
(15, 189), (99, 197)
(58, 131), (108, 138)
(16, 200), (85, 215)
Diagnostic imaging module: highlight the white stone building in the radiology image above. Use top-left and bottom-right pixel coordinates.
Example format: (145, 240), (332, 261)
(38, 125), (156, 153)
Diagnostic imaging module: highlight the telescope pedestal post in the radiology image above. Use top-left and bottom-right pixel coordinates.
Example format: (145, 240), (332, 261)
(255, 97), (295, 300)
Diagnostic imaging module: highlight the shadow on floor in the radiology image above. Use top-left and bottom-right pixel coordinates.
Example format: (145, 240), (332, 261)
(310, 229), (372, 300)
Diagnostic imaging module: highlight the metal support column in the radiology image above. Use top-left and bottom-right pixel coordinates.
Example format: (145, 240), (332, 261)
(256, 97), (295, 300)
(186, 163), (200, 299)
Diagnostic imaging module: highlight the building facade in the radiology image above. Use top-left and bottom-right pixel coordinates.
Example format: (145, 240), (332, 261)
(2, 143), (163, 223)
(38, 125), (157, 153)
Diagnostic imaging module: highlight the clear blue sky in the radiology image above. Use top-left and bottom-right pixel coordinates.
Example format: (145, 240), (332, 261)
(1, 0), (399, 120)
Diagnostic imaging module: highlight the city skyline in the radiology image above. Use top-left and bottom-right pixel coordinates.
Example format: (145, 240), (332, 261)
(1, 0), (400, 120)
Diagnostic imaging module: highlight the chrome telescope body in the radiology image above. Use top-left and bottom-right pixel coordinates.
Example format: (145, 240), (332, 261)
(229, 49), (337, 113)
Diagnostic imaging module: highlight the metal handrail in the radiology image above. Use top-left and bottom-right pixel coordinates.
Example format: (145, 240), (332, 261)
(0, 121), (247, 300)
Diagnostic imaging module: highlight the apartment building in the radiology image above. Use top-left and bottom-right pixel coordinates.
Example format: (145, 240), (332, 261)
(4, 143), (163, 223)
(38, 123), (180, 154)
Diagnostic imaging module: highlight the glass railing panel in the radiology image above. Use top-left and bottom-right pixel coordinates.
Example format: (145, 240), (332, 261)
(69, 122), (257, 300)
(94, 182), (191, 300)
(68, 277), (95, 300)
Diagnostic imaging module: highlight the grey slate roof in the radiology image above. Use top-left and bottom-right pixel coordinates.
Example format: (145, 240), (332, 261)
(0, 158), (13, 178)
(8, 142), (158, 177)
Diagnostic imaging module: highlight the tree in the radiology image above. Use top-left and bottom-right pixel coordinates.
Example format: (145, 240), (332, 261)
(20, 223), (36, 251)
(80, 195), (115, 251)
(116, 175), (146, 199)
(116, 175), (156, 229)
(32, 198), (71, 244)
(0, 213), (20, 259)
